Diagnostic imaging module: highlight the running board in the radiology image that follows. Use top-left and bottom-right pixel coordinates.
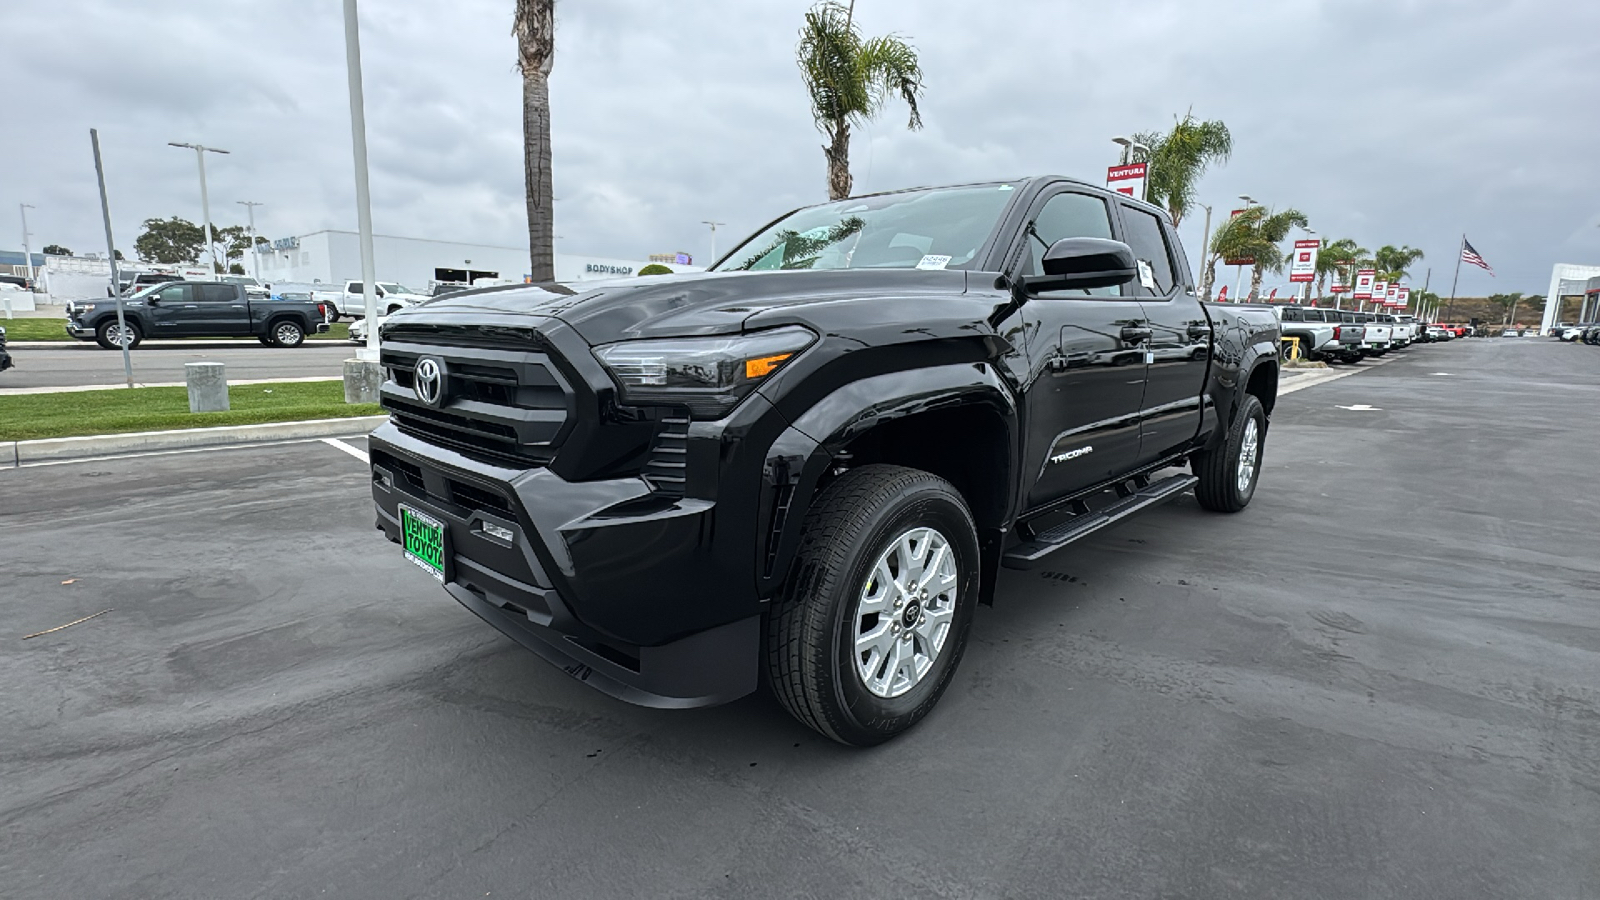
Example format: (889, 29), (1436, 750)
(1002, 474), (1198, 569)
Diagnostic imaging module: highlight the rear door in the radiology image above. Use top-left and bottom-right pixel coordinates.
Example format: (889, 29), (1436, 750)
(1118, 203), (1209, 464)
(192, 283), (252, 335)
(1013, 187), (1149, 509)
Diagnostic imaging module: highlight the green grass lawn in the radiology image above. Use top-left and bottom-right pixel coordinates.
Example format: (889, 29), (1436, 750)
(0, 380), (382, 441)
(1, 318), (351, 342)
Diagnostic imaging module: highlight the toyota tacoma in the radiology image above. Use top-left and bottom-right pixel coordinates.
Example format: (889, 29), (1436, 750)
(368, 177), (1280, 745)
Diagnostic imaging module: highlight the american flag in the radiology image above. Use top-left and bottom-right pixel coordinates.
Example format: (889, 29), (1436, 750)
(1461, 239), (1494, 275)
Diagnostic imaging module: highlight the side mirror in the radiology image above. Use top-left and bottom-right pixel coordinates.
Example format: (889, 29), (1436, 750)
(1025, 238), (1138, 293)
(146, 296), (160, 306)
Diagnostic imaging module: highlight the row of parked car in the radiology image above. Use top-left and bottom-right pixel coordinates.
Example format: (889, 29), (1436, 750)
(1268, 307), (1468, 363)
(1551, 322), (1600, 344)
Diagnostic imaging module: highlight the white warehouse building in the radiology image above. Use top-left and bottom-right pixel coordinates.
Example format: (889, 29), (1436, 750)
(253, 230), (699, 290)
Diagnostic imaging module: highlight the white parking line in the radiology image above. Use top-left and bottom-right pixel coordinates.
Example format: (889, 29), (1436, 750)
(321, 437), (370, 463)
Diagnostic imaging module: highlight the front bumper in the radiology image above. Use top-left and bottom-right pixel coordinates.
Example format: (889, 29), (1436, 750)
(368, 422), (761, 708)
(66, 322), (93, 340)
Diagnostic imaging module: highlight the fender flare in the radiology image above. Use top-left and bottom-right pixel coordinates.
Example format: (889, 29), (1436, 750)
(754, 362), (1018, 597)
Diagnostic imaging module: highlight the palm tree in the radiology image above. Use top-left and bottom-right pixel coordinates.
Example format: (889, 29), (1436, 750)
(1314, 237), (1366, 304)
(1202, 205), (1264, 300)
(1133, 113), (1232, 226)
(514, 0), (556, 283)
(1373, 244), (1424, 284)
(797, 2), (925, 200)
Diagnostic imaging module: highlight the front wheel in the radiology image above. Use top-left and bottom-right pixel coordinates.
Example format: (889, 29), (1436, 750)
(1193, 393), (1266, 513)
(94, 319), (141, 350)
(269, 320), (306, 347)
(766, 464), (979, 747)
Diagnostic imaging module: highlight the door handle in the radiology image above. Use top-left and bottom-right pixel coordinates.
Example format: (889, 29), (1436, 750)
(1120, 325), (1153, 344)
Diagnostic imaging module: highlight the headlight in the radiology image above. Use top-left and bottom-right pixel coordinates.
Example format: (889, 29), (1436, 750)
(75, 303), (97, 314)
(592, 326), (816, 419)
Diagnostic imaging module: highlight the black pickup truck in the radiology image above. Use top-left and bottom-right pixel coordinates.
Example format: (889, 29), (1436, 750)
(367, 177), (1280, 745)
(66, 280), (329, 349)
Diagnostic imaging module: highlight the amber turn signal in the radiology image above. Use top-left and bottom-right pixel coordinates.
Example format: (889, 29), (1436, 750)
(744, 353), (793, 379)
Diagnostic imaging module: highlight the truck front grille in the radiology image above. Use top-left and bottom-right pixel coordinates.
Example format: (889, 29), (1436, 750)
(380, 338), (572, 469)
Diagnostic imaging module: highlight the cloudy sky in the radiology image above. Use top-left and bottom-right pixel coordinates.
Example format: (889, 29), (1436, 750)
(4, 0), (1597, 294)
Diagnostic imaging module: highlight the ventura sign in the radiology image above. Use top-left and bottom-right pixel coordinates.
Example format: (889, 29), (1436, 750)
(1106, 163), (1147, 199)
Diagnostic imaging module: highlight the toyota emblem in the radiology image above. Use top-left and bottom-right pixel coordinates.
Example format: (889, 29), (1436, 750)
(414, 357), (447, 407)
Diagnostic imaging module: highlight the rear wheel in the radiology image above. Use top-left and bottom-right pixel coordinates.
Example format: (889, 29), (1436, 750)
(1193, 394), (1266, 513)
(766, 464), (979, 746)
(94, 319), (141, 350)
(269, 319), (305, 347)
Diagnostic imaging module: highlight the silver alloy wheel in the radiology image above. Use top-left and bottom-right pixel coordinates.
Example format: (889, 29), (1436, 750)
(853, 526), (959, 699)
(105, 323), (134, 346)
(1237, 417), (1259, 494)
(275, 323), (302, 345)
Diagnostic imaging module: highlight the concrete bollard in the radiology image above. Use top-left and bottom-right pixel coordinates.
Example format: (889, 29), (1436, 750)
(343, 358), (385, 404)
(185, 361), (229, 413)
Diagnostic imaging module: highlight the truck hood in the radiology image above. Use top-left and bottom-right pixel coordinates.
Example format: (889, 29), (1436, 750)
(397, 269), (971, 345)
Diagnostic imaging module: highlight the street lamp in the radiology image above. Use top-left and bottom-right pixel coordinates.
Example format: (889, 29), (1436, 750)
(168, 142), (229, 273)
(702, 220), (726, 266)
(237, 200), (264, 280)
(1230, 196), (1258, 301)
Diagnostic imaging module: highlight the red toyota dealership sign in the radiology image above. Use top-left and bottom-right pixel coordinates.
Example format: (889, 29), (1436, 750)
(1106, 163), (1147, 198)
(1289, 240), (1320, 283)
(1353, 269), (1376, 299)
(1397, 286), (1411, 307)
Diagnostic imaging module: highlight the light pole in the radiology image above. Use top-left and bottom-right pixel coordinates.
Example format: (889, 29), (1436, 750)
(1233, 195), (1257, 301)
(702, 220), (726, 266)
(1196, 204), (1213, 299)
(342, 0), (382, 381)
(11, 203), (35, 318)
(237, 200), (264, 280)
(168, 142), (229, 273)
(1111, 137), (1153, 202)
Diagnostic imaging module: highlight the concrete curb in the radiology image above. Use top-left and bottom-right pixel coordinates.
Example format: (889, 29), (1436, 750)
(4, 416), (386, 467)
(0, 376), (344, 396)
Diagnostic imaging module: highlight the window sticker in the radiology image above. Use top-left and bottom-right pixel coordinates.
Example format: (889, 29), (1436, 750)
(1137, 259), (1157, 291)
(916, 254), (953, 270)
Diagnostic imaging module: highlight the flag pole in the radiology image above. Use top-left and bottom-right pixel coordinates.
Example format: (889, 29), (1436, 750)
(1444, 234), (1464, 322)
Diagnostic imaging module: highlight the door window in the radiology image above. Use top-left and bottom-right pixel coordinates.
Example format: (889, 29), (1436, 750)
(1120, 206), (1177, 297)
(197, 284), (236, 303)
(1281, 307), (1303, 322)
(152, 284), (191, 303)
(1021, 192), (1120, 296)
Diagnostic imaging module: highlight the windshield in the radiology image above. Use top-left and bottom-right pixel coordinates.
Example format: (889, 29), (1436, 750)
(713, 183), (1016, 273)
(376, 282), (417, 296)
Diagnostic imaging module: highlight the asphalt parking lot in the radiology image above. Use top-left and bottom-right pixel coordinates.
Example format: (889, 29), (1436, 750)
(0, 341), (353, 390)
(2, 338), (1596, 899)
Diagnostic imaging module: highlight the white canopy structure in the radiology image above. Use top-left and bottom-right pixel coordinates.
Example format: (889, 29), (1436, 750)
(1539, 263), (1600, 333)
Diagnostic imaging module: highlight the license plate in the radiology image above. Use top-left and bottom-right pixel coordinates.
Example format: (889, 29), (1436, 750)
(400, 504), (446, 582)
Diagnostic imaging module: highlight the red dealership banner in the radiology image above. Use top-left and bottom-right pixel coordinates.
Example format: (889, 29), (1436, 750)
(1106, 163), (1147, 199)
(1397, 286), (1411, 307)
(1353, 269), (1376, 299)
(1289, 239), (1320, 283)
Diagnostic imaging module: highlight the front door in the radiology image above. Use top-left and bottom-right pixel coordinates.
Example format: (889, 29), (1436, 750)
(142, 283), (196, 336)
(1118, 203), (1210, 463)
(1014, 188), (1149, 511)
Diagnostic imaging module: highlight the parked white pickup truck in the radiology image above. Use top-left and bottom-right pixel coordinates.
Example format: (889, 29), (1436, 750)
(311, 280), (430, 321)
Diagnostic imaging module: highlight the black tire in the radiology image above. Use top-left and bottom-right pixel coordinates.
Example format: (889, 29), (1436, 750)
(268, 319), (305, 348)
(766, 464), (979, 747)
(258, 335), (272, 345)
(386, 304), (403, 316)
(94, 318), (141, 350)
(1192, 393), (1266, 513)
